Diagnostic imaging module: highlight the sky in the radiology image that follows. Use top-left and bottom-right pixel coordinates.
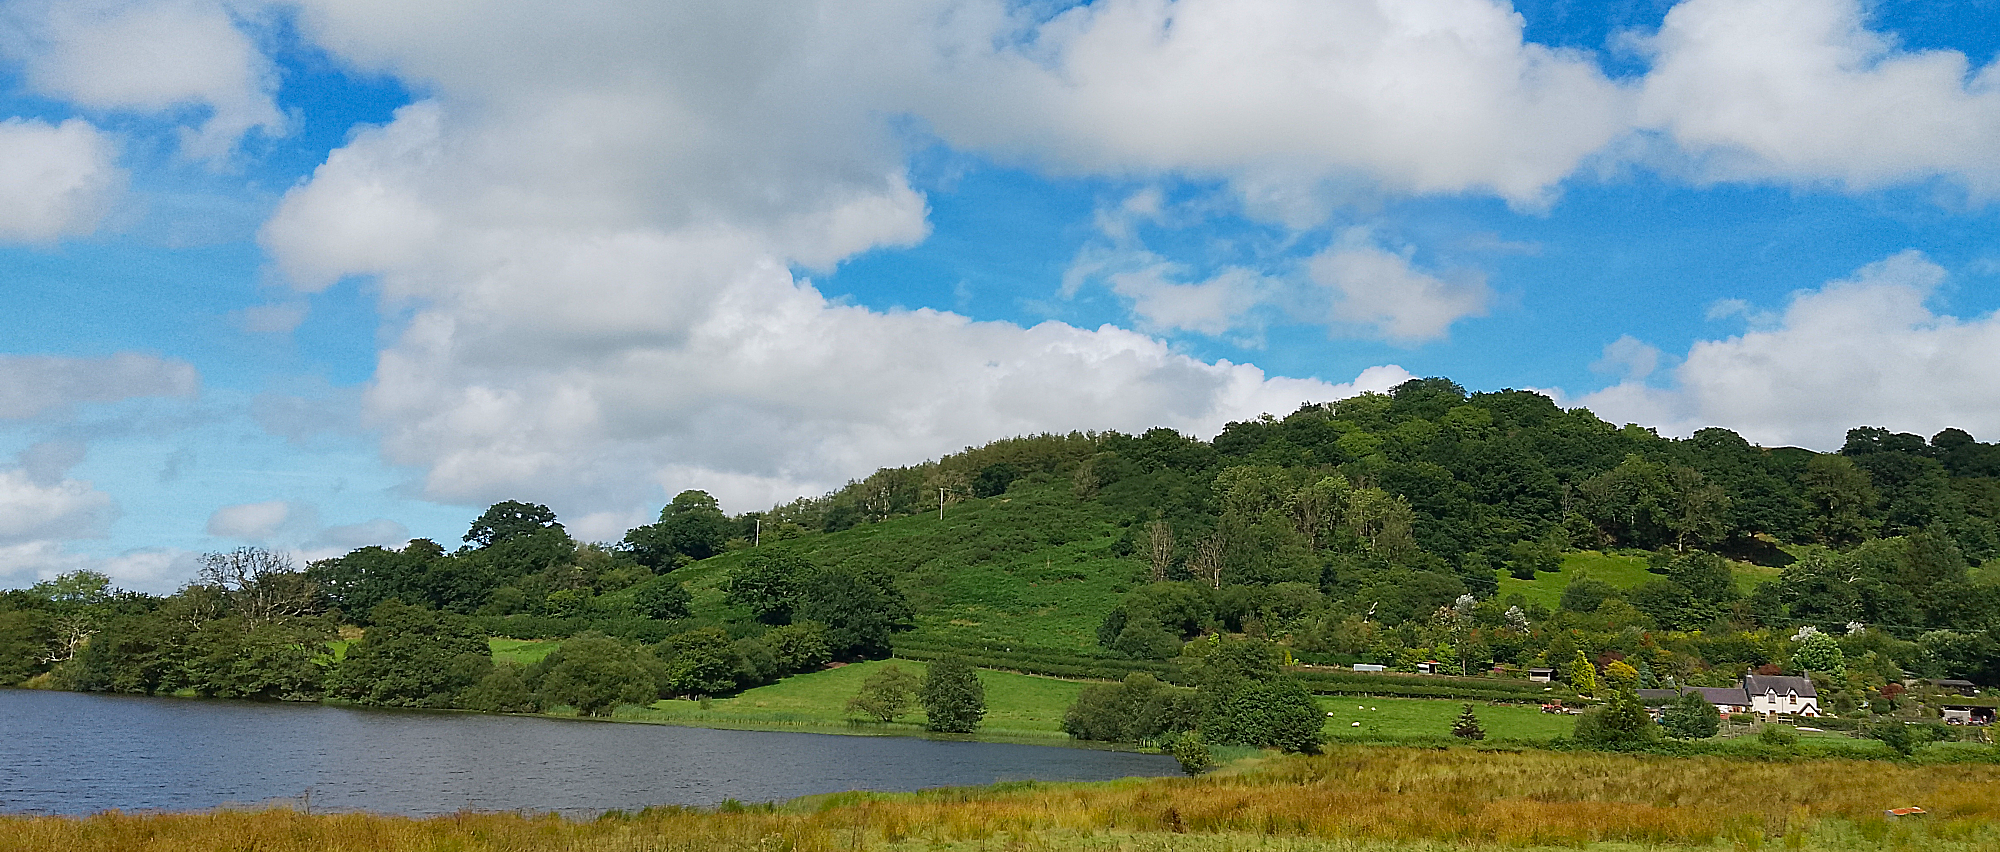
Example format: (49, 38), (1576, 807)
(3, 0), (2000, 593)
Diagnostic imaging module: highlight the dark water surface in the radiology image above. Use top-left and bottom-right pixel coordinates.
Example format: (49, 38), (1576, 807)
(0, 689), (1176, 816)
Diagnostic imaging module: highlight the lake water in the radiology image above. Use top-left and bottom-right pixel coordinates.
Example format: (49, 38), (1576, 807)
(0, 689), (1177, 816)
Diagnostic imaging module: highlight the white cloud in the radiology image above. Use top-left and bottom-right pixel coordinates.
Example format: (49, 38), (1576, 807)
(927, 0), (1631, 212)
(3, 0), (286, 159)
(1638, 0), (2000, 192)
(304, 517), (409, 551)
(0, 353), (198, 420)
(0, 468), (115, 543)
(1580, 250), (2000, 449)
(1591, 335), (1662, 382)
(0, 117), (124, 242)
(235, 302), (307, 334)
(1307, 231), (1489, 343)
(0, 541), (192, 593)
(204, 499), (303, 540)
(253, 4), (1414, 517)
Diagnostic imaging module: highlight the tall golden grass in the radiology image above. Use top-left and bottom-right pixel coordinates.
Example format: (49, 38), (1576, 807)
(6, 746), (1997, 851)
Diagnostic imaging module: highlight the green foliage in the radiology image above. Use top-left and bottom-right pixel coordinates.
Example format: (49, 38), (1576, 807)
(1660, 690), (1722, 739)
(534, 633), (665, 716)
(1451, 704), (1486, 740)
(1759, 725), (1799, 747)
(724, 552), (811, 624)
(625, 490), (734, 568)
(1563, 651), (1597, 697)
(1791, 631), (1846, 679)
(920, 654), (986, 733)
(1168, 730), (1214, 776)
(459, 664), (543, 713)
(1202, 675), (1323, 753)
(1571, 690), (1658, 748)
(845, 663), (920, 722)
(655, 627), (742, 696)
(1061, 673), (1200, 744)
(1870, 720), (1926, 756)
(332, 601), (493, 707)
(630, 575), (692, 621)
(465, 501), (564, 548)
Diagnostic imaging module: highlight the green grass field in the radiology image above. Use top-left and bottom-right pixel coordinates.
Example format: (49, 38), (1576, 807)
(1318, 694), (1574, 742)
(610, 659), (1088, 742)
(490, 637), (560, 665)
(1496, 550), (1780, 609)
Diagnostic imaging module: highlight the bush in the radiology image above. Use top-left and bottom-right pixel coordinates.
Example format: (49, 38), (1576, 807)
(1168, 731), (1214, 776)
(1572, 690), (1658, 748)
(1660, 691), (1722, 739)
(1758, 725), (1798, 747)
(631, 576), (692, 621)
(534, 633), (666, 716)
(1203, 676), (1323, 754)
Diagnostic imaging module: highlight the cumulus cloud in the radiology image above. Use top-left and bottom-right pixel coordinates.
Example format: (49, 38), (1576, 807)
(928, 0), (1631, 212)
(253, 3), (1417, 516)
(305, 518), (410, 551)
(0, 353), (198, 420)
(0, 117), (124, 242)
(1307, 231), (1489, 343)
(1580, 250), (2000, 449)
(2, 0), (286, 159)
(1591, 335), (1662, 382)
(0, 468), (116, 543)
(1638, 0), (2000, 192)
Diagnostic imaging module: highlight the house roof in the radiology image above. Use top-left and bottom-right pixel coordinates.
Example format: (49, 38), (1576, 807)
(1691, 686), (1751, 706)
(1744, 674), (1817, 698)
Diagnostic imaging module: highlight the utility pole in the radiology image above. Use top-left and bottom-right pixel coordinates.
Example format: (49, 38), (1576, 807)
(753, 518), (761, 547)
(939, 487), (946, 520)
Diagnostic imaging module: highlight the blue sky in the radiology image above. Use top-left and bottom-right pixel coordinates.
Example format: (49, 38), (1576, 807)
(2, 0), (1999, 591)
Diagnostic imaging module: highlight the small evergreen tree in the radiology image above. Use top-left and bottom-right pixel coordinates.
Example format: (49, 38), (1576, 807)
(1565, 651), (1597, 697)
(920, 655), (986, 733)
(1451, 704), (1486, 740)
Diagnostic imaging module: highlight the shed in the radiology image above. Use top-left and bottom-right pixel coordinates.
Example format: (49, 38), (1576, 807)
(1941, 704), (1996, 725)
(1352, 663), (1387, 673)
(1527, 668), (1554, 683)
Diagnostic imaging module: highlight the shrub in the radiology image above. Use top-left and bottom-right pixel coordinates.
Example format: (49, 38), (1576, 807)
(1572, 690), (1658, 748)
(846, 663), (920, 723)
(1661, 691), (1722, 739)
(1168, 731), (1214, 776)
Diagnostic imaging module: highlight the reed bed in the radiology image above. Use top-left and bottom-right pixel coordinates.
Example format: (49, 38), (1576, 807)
(7, 745), (1998, 851)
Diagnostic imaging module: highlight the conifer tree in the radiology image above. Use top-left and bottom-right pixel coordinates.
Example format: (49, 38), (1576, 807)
(1451, 704), (1486, 740)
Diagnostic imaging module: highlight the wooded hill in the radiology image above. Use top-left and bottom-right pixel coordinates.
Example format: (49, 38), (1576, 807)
(5, 377), (1999, 716)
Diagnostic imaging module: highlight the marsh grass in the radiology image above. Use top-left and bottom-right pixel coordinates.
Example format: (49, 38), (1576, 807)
(10, 746), (1999, 851)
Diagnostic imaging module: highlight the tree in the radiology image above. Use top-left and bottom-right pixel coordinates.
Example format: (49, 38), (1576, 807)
(793, 566), (912, 659)
(631, 575), (692, 620)
(1869, 719), (1925, 756)
(1790, 631), (1847, 680)
(196, 547), (317, 626)
(1602, 659), (1640, 693)
(465, 501), (564, 548)
(625, 490), (734, 568)
(331, 601), (493, 707)
(1563, 651), (1597, 697)
(724, 552), (811, 624)
(536, 633), (666, 716)
(1452, 704), (1486, 740)
(1169, 731), (1214, 776)
(655, 627), (743, 696)
(1660, 690), (1721, 739)
(920, 655), (986, 733)
(1572, 689), (1658, 747)
(846, 663), (920, 722)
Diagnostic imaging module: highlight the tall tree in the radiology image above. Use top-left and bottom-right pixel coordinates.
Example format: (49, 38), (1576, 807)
(920, 655), (986, 733)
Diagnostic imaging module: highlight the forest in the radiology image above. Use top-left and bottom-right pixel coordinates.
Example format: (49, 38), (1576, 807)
(3, 377), (1997, 746)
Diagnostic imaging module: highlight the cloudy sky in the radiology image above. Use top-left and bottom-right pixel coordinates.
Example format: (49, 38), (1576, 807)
(3, 0), (1999, 591)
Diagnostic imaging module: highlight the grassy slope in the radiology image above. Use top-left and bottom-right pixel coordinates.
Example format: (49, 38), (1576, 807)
(1318, 694), (1573, 742)
(609, 659), (1083, 742)
(1496, 550), (1780, 610)
(490, 637), (559, 666)
(673, 478), (1142, 656)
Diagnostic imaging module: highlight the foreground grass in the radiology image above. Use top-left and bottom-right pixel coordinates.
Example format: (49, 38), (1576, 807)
(608, 659), (1086, 742)
(9, 746), (1999, 851)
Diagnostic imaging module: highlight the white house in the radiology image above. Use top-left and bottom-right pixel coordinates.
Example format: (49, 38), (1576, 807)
(1742, 674), (1820, 717)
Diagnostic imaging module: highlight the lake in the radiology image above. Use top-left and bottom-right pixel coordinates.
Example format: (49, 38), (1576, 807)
(0, 689), (1177, 816)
